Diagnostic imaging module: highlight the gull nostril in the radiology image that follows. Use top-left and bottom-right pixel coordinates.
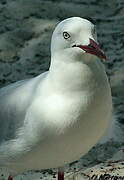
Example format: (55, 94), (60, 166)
(88, 44), (95, 49)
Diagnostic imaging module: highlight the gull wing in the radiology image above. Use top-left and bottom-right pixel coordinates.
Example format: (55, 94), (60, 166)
(0, 72), (47, 144)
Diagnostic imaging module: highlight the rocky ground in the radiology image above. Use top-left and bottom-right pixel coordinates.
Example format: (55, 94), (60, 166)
(0, 0), (124, 179)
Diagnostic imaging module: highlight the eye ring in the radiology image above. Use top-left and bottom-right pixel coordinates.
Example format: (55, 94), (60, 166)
(63, 32), (71, 40)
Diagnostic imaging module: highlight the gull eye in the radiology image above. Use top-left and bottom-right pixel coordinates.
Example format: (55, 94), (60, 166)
(63, 32), (71, 40)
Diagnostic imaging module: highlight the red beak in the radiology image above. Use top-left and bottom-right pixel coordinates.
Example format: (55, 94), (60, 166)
(77, 39), (107, 60)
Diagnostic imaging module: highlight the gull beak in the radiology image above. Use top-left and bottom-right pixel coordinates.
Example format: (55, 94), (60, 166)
(75, 38), (107, 60)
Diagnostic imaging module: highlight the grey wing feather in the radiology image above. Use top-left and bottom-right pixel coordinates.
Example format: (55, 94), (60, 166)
(0, 72), (47, 145)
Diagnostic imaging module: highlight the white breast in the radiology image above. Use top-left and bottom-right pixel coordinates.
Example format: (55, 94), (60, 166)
(6, 59), (112, 174)
(9, 81), (111, 173)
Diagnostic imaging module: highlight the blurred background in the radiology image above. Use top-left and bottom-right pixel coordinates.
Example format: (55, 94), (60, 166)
(0, 0), (123, 179)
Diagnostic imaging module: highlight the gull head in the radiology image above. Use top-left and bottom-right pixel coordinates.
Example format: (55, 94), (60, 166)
(51, 17), (107, 62)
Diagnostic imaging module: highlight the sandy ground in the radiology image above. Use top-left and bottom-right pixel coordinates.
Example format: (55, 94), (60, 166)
(0, 0), (124, 179)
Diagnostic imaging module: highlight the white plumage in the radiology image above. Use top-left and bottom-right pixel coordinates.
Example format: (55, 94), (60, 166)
(0, 17), (112, 177)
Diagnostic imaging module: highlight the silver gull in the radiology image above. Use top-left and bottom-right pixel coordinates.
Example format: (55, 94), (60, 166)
(0, 17), (112, 180)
